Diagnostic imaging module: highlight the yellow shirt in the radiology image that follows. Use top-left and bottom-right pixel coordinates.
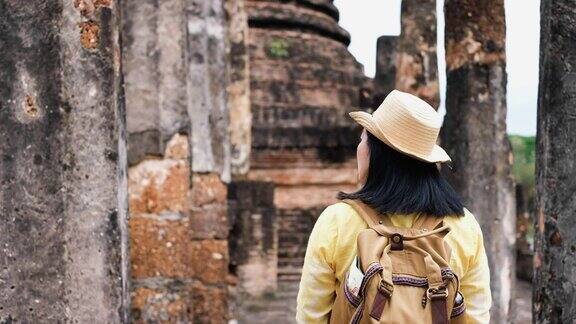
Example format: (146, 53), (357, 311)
(296, 202), (491, 324)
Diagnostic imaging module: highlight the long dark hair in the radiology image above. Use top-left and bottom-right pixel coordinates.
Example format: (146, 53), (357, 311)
(338, 132), (464, 217)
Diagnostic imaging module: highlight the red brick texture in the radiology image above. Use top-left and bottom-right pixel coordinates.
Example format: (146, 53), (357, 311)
(128, 138), (230, 322)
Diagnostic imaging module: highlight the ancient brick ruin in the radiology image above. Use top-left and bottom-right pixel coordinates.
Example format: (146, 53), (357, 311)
(122, 0), (232, 321)
(242, 0), (370, 283)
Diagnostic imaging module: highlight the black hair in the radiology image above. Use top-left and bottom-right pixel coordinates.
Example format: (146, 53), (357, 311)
(338, 131), (464, 217)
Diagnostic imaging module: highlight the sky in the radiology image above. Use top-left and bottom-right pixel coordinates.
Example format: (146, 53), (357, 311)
(333, 0), (540, 136)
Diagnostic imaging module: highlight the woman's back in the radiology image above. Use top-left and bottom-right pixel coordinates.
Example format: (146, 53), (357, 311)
(296, 202), (491, 324)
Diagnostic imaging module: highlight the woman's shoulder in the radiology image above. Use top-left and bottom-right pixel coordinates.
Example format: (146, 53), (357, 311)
(311, 201), (365, 245)
(312, 202), (365, 276)
(442, 208), (484, 272)
(307, 202), (363, 248)
(316, 201), (365, 227)
(443, 208), (482, 236)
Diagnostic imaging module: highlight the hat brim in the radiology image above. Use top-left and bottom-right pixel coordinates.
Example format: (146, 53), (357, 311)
(349, 111), (451, 163)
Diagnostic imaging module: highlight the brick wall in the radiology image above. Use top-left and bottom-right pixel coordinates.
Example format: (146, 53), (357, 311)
(277, 208), (324, 282)
(129, 135), (230, 323)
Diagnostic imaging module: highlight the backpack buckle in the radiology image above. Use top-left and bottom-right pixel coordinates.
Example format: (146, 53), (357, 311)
(370, 280), (394, 321)
(427, 287), (448, 300)
(378, 280), (394, 296)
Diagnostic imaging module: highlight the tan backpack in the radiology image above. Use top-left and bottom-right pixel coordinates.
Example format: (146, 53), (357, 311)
(330, 199), (467, 324)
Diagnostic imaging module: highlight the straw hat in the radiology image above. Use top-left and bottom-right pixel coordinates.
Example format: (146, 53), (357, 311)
(349, 90), (450, 163)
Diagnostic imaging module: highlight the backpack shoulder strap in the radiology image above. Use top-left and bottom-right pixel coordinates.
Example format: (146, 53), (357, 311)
(412, 214), (445, 231)
(340, 199), (394, 227)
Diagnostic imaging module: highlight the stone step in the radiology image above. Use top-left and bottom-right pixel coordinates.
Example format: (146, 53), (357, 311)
(278, 274), (302, 282)
(278, 251), (306, 259)
(278, 248), (305, 254)
(278, 254), (305, 260)
(278, 266), (303, 273)
(278, 240), (308, 247)
(274, 288), (300, 299)
(278, 266), (303, 282)
(278, 238), (310, 245)
(278, 247), (307, 254)
(278, 243), (307, 249)
(278, 259), (304, 267)
(278, 263), (304, 270)
(278, 253), (305, 259)
(278, 246), (305, 252)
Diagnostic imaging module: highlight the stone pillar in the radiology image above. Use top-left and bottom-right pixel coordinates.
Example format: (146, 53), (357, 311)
(395, 0), (440, 108)
(374, 36), (398, 106)
(186, 0), (231, 181)
(534, 0), (576, 322)
(373, 0), (439, 109)
(123, 0), (232, 322)
(226, 0), (252, 176)
(228, 181), (277, 296)
(122, 0), (188, 165)
(443, 1), (515, 322)
(0, 0), (128, 322)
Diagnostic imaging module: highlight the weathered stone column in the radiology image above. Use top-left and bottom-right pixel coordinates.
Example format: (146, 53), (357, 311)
(443, 1), (516, 322)
(395, 0), (440, 108)
(123, 0), (233, 322)
(122, 0), (188, 165)
(373, 0), (438, 109)
(534, 0), (576, 322)
(187, 0), (231, 181)
(374, 36), (398, 106)
(226, 0), (252, 176)
(0, 0), (128, 322)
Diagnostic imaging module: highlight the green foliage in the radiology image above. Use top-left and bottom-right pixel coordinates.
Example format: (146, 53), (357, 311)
(267, 39), (290, 59)
(509, 135), (536, 250)
(509, 135), (536, 188)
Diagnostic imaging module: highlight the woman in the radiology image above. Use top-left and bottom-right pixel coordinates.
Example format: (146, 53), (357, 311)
(296, 90), (491, 323)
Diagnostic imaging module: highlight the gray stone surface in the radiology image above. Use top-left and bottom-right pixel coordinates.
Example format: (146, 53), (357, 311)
(122, 0), (188, 165)
(226, 0), (252, 176)
(0, 0), (128, 322)
(186, 0), (231, 182)
(123, 0), (232, 178)
(395, 0), (439, 108)
(534, 0), (576, 322)
(374, 36), (398, 106)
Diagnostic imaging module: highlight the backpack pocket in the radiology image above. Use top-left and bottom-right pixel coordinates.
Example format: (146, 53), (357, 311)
(449, 291), (466, 323)
(330, 257), (384, 324)
(329, 269), (358, 323)
(344, 256), (363, 307)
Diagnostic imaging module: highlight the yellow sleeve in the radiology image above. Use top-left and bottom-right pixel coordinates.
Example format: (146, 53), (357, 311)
(296, 205), (339, 324)
(460, 217), (492, 324)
